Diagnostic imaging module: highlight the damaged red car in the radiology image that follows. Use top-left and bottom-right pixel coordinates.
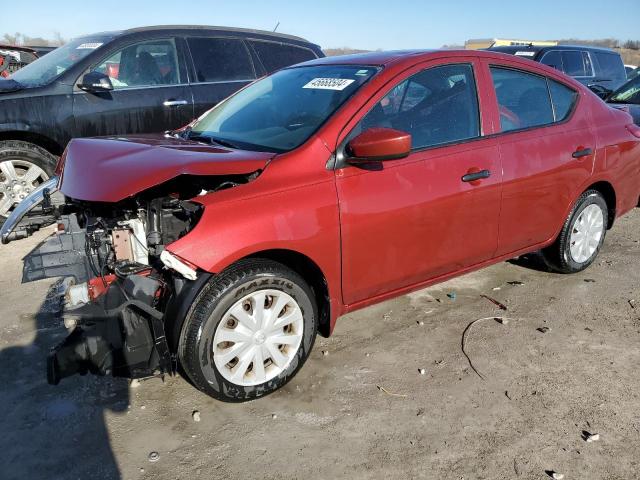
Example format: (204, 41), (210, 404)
(3, 50), (640, 401)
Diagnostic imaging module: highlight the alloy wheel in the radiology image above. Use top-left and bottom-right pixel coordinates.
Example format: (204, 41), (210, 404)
(0, 159), (49, 217)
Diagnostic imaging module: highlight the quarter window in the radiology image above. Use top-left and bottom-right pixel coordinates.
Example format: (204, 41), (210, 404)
(249, 41), (317, 73)
(187, 37), (255, 83)
(548, 79), (578, 121)
(490, 67), (554, 132)
(93, 39), (180, 89)
(356, 64), (481, 150)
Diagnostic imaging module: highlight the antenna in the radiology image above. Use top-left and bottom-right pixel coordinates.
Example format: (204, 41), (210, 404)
(273, 21), (280, 32)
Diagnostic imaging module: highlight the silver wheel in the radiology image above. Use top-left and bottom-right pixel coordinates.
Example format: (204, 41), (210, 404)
(212, 289), (304, 387)
(569, 203), (604, 263)
(0, 159), (48, 217)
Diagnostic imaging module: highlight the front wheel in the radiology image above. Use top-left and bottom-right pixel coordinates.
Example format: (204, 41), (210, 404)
(542, 190), (608, 273)
(178, 259), (317, 401)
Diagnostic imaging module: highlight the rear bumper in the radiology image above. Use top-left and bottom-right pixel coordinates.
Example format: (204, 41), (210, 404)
(0, 176), (59, 244)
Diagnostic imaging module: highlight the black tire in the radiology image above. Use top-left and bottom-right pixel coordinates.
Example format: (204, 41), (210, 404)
(0, 140), (58, 222)
(542, 189), (608, 273)
(178, 258), (318, 402)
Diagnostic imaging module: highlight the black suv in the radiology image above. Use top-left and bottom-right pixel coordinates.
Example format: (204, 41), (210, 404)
(488, 45), (627, 98)
(0, 25), (323, 220)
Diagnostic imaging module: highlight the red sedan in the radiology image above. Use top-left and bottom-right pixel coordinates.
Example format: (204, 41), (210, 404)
(3, 49), (640, 401)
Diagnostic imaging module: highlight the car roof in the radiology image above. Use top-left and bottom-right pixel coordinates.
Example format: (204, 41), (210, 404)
(489, 44), (619, 55)
(294, 49), (540, 67)
(0, 44), (37, 54)
(85, 25), (314, 44)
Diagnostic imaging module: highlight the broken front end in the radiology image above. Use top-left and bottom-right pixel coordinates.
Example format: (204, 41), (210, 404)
(3, 173), (255, 386)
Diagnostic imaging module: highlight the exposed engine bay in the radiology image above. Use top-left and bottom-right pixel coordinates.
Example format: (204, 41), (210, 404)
(25, 173), (258, 386)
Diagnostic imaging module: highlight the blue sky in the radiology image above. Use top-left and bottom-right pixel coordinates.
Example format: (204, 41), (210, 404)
(2, 0), (638, 50)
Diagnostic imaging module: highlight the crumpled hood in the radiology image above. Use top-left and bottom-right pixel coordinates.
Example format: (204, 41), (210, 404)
(59, 134), (274, 202)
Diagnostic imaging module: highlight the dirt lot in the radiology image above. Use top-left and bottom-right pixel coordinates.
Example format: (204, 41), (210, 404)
(1, 210), (639, 480)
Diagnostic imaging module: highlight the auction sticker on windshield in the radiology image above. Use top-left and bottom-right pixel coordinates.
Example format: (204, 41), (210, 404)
(77, 43), (103, 50)
(303, 78), (355, 90)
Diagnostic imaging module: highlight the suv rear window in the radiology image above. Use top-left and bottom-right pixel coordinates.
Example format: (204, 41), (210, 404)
(593, 52), (625, 80)
(187, 37), (255, 83)
(249, 41), (317, 73)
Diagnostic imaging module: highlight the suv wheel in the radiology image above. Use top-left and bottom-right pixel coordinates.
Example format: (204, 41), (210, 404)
(0, 140), (57, 221)
(178, 259), (318, 402)
(543, 190), (608, 273)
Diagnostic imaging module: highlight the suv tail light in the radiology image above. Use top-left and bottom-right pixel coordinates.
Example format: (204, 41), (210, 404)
(626, 124), (640, 139)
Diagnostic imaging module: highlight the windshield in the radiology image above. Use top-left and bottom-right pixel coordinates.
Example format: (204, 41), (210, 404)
(189, 65), (379, 152)
(10, 36), (112, 87)
(609, 76), (640, 105)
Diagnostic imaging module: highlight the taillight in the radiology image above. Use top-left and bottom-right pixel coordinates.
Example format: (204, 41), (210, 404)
(627, 124), (640, 139)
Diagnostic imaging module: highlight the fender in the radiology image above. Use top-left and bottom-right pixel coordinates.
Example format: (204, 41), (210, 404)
(166, 175), (344, 331)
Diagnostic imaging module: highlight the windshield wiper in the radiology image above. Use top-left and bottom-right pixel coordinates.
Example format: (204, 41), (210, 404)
(187, 132), (238, 149)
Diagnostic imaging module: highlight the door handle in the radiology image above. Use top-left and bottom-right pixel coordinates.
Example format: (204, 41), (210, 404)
(461, 169), (491, 182)
(572, 147), (593, 158)
(163, 100), (188, 107)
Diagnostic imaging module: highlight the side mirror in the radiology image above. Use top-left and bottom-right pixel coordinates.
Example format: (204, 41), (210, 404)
(346, 128), (411, 163)
(77, 71), (113, 93)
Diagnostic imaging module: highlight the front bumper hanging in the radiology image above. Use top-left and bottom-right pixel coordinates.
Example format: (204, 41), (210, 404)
(48, 270), (174, 385)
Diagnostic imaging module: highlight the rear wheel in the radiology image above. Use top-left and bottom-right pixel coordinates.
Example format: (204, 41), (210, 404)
(178, 259), (317, 402)
(0, 140), (57, 222)
(543, 190), (608, 273)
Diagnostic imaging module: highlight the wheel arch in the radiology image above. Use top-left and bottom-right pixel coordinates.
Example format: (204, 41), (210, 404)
(243, 249), (332, 338)
(0, 130), (65, 157)
(584, 180), (616, 229)
(166, 248), (333, 353)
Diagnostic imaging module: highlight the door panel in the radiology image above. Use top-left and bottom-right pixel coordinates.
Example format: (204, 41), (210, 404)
(337, 140), (501, 305)
(73, 85), (194, 137)
(483, 64), (596, 255)
(336, 60), (502, 306)
(73, 37), (194, 137)
(496, 125), (594, 254)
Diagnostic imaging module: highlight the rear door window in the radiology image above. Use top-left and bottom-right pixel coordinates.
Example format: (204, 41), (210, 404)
(187, 37), (255, 83)
(249, 41), (318, 73)
(490, 67), (554, 132)
(593, 52), (625, 80)
(561, 51), (590, 77)
(540, 51), (562, 72)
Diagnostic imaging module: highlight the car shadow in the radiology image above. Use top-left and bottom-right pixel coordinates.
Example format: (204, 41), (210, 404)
(0, 243), (128, 479)
(507, 251), (553, 273)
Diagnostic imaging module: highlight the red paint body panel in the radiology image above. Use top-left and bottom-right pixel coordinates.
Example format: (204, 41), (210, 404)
(65, 50), (640, 335)
(59, 134), (273, 202)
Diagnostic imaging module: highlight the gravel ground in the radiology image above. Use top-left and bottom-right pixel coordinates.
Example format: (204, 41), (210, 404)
(1, 211), (639, 480)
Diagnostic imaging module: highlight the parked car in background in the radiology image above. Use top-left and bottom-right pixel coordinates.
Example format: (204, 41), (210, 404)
(3, 49), (639, 401)
(607, 74), (640, 125)
(488, 44), (627, 98)
(0, 45), (38, 77)
(627, 66), (639, 80)
(0, 25), (323, 222)
(26, 45), (58, 57)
